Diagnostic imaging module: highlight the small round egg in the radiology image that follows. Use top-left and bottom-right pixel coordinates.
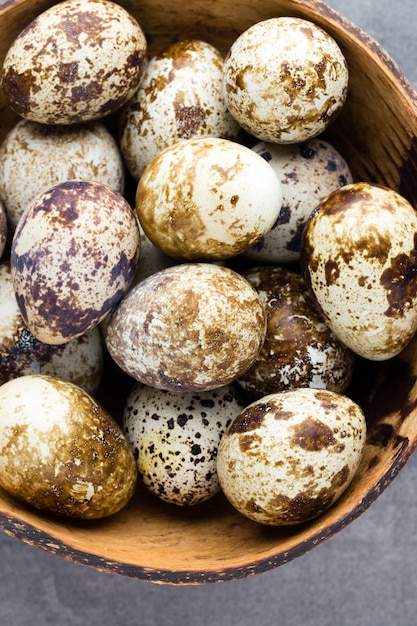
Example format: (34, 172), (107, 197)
(0, 374), (137, 519)
(217, 388), (367, 526)
(241, 138), (353, 264)
(120, 39), (240, 180)
(1, 0), (148, 124)
(0, 119), (125, 229)
(223, 17), (349, 143)
(0, 199), (6, 260)
(136, 137), (283, 260)
(301, 182), (417, 360)
(11, 180), (141, 345)
(237, 266), (355, 400)
(123, 382), (245, 506)
(105, 263), (266, 392)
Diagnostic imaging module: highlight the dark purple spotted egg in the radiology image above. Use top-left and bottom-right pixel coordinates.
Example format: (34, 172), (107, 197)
(301, 182), (417, 360)
(11, 180), (141, 345)
(217, 388), (366, 526)
(1, 0), (148, 125)
(123, 382), (245, 506)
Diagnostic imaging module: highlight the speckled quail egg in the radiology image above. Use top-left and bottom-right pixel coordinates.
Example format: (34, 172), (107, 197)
(241, 138), (353, 264)
(0, 119), (125, 229)
(136, 136), (282, 260)
(0, 374), (137, 519)
(11, 180), (141, 345)
(223, 17), (349, 143)
(301, 182), (417, 360)
(105, 263), (266, 392)
(0, 199), (6, 260)
(0, 262), (103, 393)
(237, 266), (355, 400)
(217, 387), (366, 526)
(1, 0), (148, 125)
(123, 382), (245, 506)
(120, 39), (240, 180)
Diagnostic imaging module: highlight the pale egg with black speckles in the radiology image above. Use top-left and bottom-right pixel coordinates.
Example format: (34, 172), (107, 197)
(123, 382), (245, 506)
(223, 17), (348, 143)
(217, 388), (366, 526)
(0, 199), (6, 260)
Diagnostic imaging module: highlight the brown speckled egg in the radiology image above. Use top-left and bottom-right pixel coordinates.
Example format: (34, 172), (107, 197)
(301, 182), (417, 360)
(0, 262), (103, 393)
(237, 266), (355, 400)
(0, 199), (6, 260)
(136, 137), (282, 260)
(123, 382), (245, 506)
(241, 138), (353, 264)
(0, 374), (137, 519)
(105, 263), (266, 392)
(223, 17), (348, 143)
(11, 180), (141, 345)
(217, 388), (366, 526)
(1, 0), (148, 125)
(120, 39), (240, 180)
(0, 120), (125, 229)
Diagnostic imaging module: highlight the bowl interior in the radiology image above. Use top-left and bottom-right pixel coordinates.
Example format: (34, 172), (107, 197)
(1, 0), (417, 584)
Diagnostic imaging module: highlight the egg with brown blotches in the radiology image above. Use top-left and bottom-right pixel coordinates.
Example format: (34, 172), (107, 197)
(217, 388), (366, 526)
(223, 17), (348, 143)
(1, 0), (148, 125)
(0, 374), (137, 519)
(301, 182), (417, 360)
(11, 180), (141, 345)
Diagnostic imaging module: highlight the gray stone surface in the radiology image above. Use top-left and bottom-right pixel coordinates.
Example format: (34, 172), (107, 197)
(1, 0), (417, 624)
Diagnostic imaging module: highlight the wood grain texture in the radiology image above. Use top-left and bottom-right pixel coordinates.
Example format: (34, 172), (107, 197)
(1, 0), (417, 584)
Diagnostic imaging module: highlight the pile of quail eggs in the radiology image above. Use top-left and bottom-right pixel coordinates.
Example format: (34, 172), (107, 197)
(0, 0), (416, 527)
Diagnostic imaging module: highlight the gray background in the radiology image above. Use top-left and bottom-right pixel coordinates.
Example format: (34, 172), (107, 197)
(1, 0), (417, 624)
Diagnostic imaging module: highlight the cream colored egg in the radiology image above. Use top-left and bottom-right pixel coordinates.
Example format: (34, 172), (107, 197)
(1, 0), (148, 124)
(123, 382), (245, 506)
(301, 182), (417, 360)
(0, 120), (125, 229)
(0, 199), (6, 260)
(241, 138), (353, 263)
(217, 388), (366, 526)
(105, 263), (266, 392)
(0, 375), (137, 519)
(11, 180), (141, 345)
(136, 137), (282, 260)
(120, 39), (240, 180)
(223, 17), (348, 143)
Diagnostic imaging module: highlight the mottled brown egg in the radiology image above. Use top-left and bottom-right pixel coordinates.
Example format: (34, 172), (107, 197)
(136, 137), (282, 260)
(123, 382), (245, 506)
(1, 0), (148, 124)
(11, 180), (141, 345)
(301, 182), (417, 360)
(0, 375), (137, 519)
(0, 199), (6, 260)
(0, 119), (125, 229)
(105, 263), (266, 392)
(0, 262), (103, 393)
(237, 266), (355, 400)
(223, 17), (348, 143)
(120, 39), (240, 180)
(217, 388), (366, 526)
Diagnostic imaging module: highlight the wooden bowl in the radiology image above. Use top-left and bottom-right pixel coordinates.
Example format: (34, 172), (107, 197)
(1, 0), (417, 585)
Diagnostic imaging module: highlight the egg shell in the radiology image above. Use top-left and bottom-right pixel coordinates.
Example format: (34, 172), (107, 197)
(11, 180), (141, 345)
(241, 138), (353, 264)
(105, 263), (267, 392)
(0, 262), (103, 393)
(123, 382), (245, 506)
(136, 136), (283, 260)
(120, 39), (240, 180)
(0, 119), (125, 229)
(237, 266), (355, 399)
(217, 388), (366, 526)
(0, 199), (6, 260)
(301, 182), (417, 360)
(1, 0), (148, 125)
(0, 375), (137, 519)
(223, 17), (349, 143)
